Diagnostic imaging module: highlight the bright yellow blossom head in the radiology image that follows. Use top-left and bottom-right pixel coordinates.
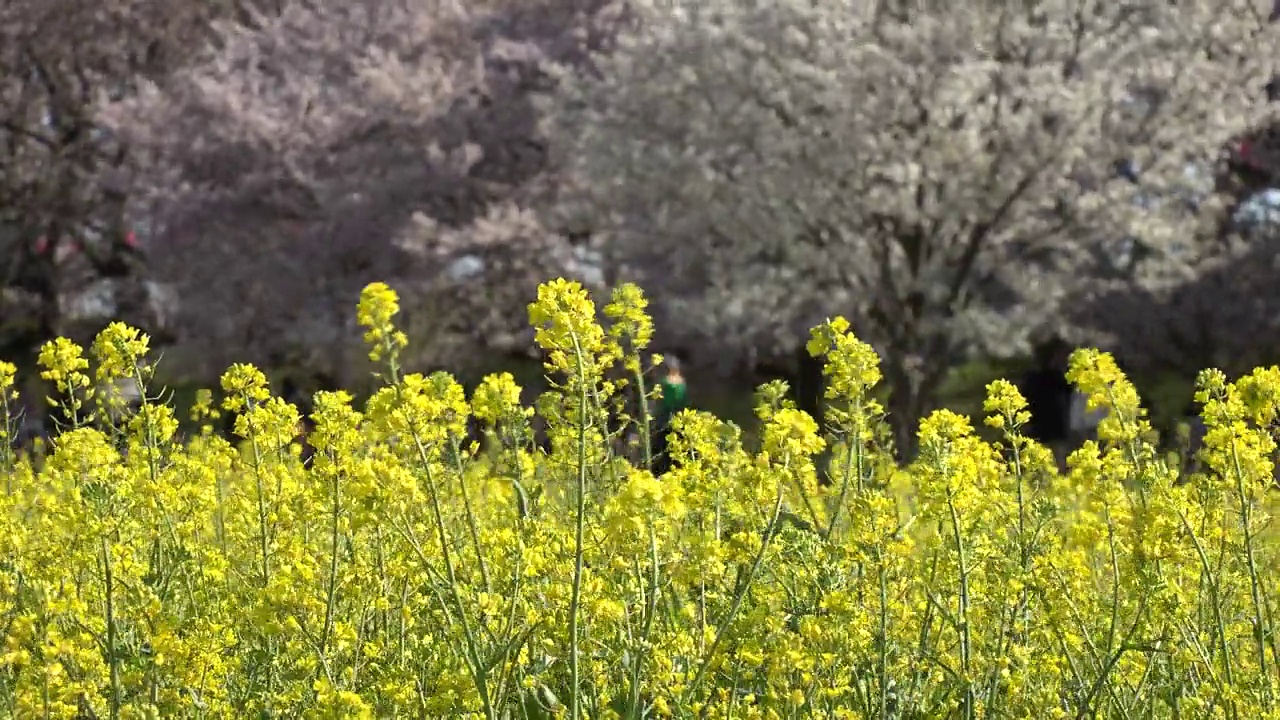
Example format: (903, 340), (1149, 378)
(762, 408), (826, 461)
(807, 316), (882, 398)
(9, 276), (1280, 720)
(603, 282), (653, 352)
(0, 361), (14, 462)
(38, 336), (91, 389)
(918, 409), (974, 457)
(219, 363), (271, 412)
(983, 379), (1031, 431)
(309, 390), (363, 457)
(38, 337), (93, 423)
(0, 361), (16, 399)
(190, 388), (221, 424)
(471, 372), (527, 426)
(90, 322), (150, 383)
(528, 278), (615, 377)
(1066, 348), (1143, 446)
(357, 281), (409, 364)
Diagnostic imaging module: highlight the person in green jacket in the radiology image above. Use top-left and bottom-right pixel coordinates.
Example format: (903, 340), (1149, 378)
(651, 354), (689, 476)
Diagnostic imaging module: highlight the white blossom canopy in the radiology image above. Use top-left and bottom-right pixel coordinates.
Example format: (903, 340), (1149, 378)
(543, 0), (1279, 386)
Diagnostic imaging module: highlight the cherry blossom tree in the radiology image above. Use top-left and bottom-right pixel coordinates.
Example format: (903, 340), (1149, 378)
(0, 0), (264, 362)
(1070, 227), (1280, 386)
(96, 0), (624, 384)
(1067, 97), (1280, 384)
(540, 0), (1280, 452)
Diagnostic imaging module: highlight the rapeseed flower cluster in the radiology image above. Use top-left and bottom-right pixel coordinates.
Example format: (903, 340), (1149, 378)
(5, 281), (1280, 718)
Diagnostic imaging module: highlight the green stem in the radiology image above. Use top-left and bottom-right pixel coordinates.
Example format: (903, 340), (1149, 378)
(413, 433), (495, 720)
(569, 333), (590, 720)
(1, 389), (14, 489)
(685, 487), (786, 703)
(632, 366), (653, 473)
(102, 536), (121, 720)
(877, 551), (889, 719)
(1175, 506), (1235, 692)
(946, 490), (973, 720)
(452, 438), (492, 593)
(240, 397), (278, 702)
(825, 400), (864, 538)
(1229, 434), (1272, 705)
(626, 523), (661, 719)
(319, 459), (341, 663)
(242, 401), (271, 588)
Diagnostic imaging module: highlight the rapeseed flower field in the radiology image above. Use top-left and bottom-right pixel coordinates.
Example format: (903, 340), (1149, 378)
(3, 279), (1280, 719)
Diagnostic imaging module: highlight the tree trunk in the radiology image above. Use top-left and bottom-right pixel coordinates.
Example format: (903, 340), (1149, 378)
(792, 341), (832, 483)
(18, 248), (63, 440)
(793, 342), (825, 436)
(32, 251), (63, 352)
(884, 355), (946, 463)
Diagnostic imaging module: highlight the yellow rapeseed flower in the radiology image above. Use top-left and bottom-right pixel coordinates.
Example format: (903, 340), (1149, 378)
(4, 277), (1280, 719)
